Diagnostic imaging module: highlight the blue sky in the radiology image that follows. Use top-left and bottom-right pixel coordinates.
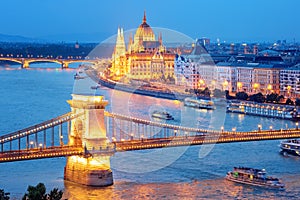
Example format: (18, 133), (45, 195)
(1, 0), (300, 43)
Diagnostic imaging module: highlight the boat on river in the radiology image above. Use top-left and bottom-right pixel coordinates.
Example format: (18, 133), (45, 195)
(184, 98), (215, 110)
(226, 167), (285, 189)
(151, 111), (174, 120)
(280, 139), (300, 156)
(74, 73), (85, 80)
(226, 100), (300, 120)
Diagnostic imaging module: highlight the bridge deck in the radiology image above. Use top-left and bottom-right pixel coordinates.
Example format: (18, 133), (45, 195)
(0, 146), (83, 163)
(114, 129), (300, 151)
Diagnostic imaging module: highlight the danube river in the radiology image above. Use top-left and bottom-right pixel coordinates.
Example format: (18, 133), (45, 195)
(1, 64), (300, 199)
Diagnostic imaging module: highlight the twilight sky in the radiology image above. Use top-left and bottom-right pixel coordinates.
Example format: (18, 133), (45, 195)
(1, 0), (300, 43)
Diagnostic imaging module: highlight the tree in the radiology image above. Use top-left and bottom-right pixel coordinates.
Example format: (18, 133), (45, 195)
(295, 98), (300, 106)
(22, 183), (47, 200)
(285, 98), (294, 105)
(48, 188), (63, 200)
(200, 87), (210, 97)
(0, 189), (10, 200)
(213, 89), (225, 98)
(276, 95), (284, 103)
(266, 93), (278, 103)
(225, 90), (235, 100)
(249, 92), (265, 103)
(236, 92), (248, 100)
(22, 183), (63, 200)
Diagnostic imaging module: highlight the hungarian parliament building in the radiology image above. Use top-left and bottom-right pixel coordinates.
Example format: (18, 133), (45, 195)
(108, 12), (175, 82)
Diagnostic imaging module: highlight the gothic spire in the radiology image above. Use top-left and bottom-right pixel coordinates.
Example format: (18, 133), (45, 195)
(143, 10), (146, 23)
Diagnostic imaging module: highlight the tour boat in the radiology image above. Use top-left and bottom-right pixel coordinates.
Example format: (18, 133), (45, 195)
(74, 73), (85, 80)
(226, 100), (300, 120)
(226, 167), (285, 189)
(280, 139), (300, 156)
(184, 98), (215, 110)
(151, 111), (174, 120)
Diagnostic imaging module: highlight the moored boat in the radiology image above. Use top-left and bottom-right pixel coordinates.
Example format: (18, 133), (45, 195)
(151, 111), (174, 120)
(74, 73), (85, 80)
(280, 139), (300, 156)
(226, 167), (284, 189)
(184, 98), (215, 110)
(226, 100), (300, 120)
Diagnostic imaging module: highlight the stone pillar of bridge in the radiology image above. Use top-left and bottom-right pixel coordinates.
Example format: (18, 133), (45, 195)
(21, 60), (29, 68)
(64, 94), (113, 186)
(62, 62), (69, 69)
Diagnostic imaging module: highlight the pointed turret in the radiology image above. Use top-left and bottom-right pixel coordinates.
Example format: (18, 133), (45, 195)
(158, 32), (162, 45)
(143, 10), (147, 23)
(112, 27), (126, 58)
(128, 33), (133, 52)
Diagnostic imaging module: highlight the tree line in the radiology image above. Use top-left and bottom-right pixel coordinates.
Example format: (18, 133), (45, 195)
(0, 183), (63, 200)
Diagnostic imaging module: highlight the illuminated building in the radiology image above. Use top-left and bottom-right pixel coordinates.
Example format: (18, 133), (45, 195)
(174, 39), (210, 89)
(280, 64), (300, 97)
(109, 12), (175, 82)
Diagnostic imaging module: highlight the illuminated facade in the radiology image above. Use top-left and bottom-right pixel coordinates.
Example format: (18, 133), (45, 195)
(110, 12), (175, 81)
(280, 64), (300, 96)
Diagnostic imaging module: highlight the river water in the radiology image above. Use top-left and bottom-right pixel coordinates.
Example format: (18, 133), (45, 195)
(0, 64), (300, 199)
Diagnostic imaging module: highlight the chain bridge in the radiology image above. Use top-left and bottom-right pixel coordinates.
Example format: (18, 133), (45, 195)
(1, 94), (300, 186)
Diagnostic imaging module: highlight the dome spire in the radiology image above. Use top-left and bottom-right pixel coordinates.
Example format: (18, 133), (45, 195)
(143, 10), (146, 23)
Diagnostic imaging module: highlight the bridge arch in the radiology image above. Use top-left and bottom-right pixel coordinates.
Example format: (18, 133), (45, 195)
(0, 58), (23, 64)
(28, 59), (62, 65)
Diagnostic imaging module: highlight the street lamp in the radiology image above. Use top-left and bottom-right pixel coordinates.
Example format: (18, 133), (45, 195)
(237, 82), (243, 92)
(253, 83), (260, 93)
(30, 141), (34, 148)
(130, 133), (134, 140)
(269, 125), (273, 131)
(296, 122), (299, 130)
(60, 135), (64, 146)
(267, 84), (272, 94)
(221, 126), (224, 132)
(39, 143), (43, 151)
(258, 124), (262, 131)
(223, 80), (229, 91)
(287, 85), (292, 98)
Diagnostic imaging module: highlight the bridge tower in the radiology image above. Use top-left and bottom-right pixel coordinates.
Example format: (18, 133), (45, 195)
(21, 59), (29, 68)
(61, 61), (69, 69)
(64, 94), (114, 186)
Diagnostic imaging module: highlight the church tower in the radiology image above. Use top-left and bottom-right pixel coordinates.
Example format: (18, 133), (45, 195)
(112, 27), (126, 59)
(111, 27), (127, 80)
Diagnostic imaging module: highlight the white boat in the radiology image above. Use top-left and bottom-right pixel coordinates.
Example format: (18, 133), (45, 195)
(74, 73), (85, 80)
(151, 111), (174, 120)
(184, 98), (215, 110)
(226, 100), (300, 120)
(280, 139), (300, 156)
(226, 167), (284, 189)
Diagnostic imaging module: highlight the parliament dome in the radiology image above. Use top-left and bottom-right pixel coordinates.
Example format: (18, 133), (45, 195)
(134, 11), (155, 42)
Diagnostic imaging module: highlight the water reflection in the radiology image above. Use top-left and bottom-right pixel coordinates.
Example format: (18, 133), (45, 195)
(63, 177), (299, 200)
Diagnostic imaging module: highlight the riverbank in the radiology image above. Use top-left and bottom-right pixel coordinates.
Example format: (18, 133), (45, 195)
(85, 69), (195, 101)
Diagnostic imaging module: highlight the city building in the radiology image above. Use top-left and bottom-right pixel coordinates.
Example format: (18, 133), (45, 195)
(280, 64), (300, 97)
(253, 64), (282, 94)
(109, 12), (175, 82)
(174, 39), (211, 89)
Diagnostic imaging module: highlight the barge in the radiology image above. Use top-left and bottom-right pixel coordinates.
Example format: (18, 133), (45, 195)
(226, 100), (300, 120)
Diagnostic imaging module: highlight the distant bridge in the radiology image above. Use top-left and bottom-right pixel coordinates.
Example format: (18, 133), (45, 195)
(0, 57), (98, 68)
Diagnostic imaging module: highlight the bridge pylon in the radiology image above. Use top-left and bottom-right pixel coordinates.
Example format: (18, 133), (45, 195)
(61, 62), (69, 69)
(64, 94), (113, 186)
(21, 59), (29, 68)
